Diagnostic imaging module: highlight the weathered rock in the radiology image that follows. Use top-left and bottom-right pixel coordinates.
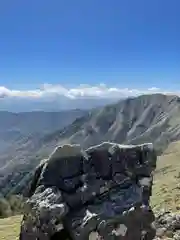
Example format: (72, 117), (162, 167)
(19, 142), (157, 239)
(154, 211), (180, 239)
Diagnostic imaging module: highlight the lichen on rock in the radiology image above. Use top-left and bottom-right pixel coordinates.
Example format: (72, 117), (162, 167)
(19, 142), (157, 239)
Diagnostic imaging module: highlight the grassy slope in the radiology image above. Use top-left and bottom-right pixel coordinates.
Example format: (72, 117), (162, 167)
(151, 140), (180, 212)
(2, 141), (180, 239)
(0, 215), (22, 240)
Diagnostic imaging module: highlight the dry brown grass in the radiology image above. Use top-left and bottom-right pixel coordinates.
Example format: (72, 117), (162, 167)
(0, 215), (22, 240)
(151, 141), (180, 212)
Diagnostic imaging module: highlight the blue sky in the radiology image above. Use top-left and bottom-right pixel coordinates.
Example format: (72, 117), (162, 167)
(0, 0), (179, 92)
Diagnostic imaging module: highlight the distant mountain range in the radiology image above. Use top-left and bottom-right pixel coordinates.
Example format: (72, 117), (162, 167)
(1, 93), (180, 195)
(0, 96), (117, 112)
(0, 109), (87, 166)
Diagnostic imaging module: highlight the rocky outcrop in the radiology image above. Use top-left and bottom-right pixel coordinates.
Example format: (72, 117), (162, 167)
(19, 142), (157, 239)
(154, 211), (180, 239)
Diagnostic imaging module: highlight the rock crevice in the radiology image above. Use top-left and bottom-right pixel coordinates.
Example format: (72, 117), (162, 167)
(19, 142), (157, 240)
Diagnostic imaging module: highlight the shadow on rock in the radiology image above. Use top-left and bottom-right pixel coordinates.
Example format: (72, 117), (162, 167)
(19, 142), (157, 239)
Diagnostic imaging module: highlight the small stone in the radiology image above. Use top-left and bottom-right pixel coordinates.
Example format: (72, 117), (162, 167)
(89, 231), (99, 240)
(156, 227), (167, 237)
(112, 224), (127, 237)
(165, 230), (174, 238)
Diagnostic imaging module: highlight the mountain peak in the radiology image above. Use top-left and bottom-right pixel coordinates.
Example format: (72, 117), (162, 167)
(1, 93), (180, 196)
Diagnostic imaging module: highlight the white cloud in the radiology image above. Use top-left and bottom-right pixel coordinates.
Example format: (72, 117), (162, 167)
(0, 83), (178, 100)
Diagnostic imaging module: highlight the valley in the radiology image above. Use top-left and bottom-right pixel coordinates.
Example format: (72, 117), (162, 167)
(2, 94), (180, 196)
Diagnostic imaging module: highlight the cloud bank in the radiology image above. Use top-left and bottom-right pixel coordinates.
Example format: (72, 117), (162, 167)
(0, 83), (177, 100)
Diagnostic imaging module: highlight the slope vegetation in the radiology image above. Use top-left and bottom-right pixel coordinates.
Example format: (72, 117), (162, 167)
(43, 93), (180, 152)
(0, 215), (22, 240)
(0, 110), (86, 156)
(2, 93), (180, 195)
(151, 140), (180, 212)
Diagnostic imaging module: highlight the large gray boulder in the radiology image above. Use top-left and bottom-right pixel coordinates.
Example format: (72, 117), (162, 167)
(19, 142), (157, 239)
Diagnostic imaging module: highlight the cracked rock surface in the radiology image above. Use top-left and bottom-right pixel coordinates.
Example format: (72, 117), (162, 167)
(154, 211), (180, 239)
(19, 142), (157, 239)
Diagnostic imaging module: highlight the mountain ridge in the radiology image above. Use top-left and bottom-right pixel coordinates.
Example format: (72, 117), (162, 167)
(1, 93), (180, 195)
(41, 93), (180, 152)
